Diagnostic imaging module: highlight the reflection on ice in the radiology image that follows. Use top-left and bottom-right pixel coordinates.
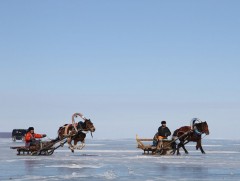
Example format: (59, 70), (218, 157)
(46, 164), (102, 169)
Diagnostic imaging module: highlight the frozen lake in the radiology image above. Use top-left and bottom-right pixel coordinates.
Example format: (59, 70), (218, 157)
(0, 138), (240, 180)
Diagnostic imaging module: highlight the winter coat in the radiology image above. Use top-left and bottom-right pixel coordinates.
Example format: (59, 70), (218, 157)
(158, 126), (171, 138)
(25, 132), (43, 144)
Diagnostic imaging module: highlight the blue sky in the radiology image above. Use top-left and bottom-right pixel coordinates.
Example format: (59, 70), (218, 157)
(0, 1), (240, 139)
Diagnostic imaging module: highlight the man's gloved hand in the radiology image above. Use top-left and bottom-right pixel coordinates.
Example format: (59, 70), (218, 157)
(42, 134), (47, 138)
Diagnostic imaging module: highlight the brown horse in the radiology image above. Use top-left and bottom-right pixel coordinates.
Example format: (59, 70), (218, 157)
(172, 121), (209, 155)
(55, 113), (95, 152)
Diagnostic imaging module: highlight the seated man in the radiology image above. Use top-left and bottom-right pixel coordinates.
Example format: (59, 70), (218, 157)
(25, 127), (46, 147)
(152, 121), (171, 146)
(158, 121), (171, 139)
(156, 121), (171, 150)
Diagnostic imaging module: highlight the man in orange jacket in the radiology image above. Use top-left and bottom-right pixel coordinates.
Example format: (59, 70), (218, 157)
(25, 127), (46, 147)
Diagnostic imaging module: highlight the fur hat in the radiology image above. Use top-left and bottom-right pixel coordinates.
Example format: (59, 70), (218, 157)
(27, 127), (34, 132)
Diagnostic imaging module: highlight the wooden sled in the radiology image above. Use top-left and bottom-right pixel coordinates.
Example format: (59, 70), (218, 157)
(10, 139), (67, 156)
(136, 134), (175, 155)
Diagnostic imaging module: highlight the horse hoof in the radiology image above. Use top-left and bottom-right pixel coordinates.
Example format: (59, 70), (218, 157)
(68, 146), (74, 151)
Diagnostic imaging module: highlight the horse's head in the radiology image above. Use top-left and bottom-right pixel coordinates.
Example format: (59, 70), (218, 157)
(72, 113), (96, 133)
(196, 121), (209, 135)
(82, 119), (95, 132)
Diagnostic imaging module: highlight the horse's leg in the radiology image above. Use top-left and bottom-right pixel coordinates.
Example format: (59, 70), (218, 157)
(176, 141), (182, 155)
(199, 146), (205, 154)
(181, 141), (189, 154)
(75, 139), (85, 150)
(80, 140), (85, 150)
(71, 139), (79, 150)
(171, 141), (177, 154)
(67, 137), (74, 152)
(197, 140), (205, 154)
(73, 139), (78, 149)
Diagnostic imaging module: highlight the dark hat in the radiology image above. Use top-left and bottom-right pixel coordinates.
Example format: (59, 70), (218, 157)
(161, 121), (166, 124)
(27, 127), (34, 132)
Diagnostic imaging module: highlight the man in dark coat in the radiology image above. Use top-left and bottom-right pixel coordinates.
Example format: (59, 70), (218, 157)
(153, 121), (171, 146)
(158, 121), (171, 139)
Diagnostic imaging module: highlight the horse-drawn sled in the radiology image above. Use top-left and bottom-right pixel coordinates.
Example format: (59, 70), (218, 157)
(136, 119), (210, 155)
(10, 112), (96, 156)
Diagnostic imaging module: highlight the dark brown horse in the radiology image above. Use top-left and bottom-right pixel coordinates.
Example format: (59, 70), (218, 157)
(55, 113), (95, 152)
(172, 121), (209, 155)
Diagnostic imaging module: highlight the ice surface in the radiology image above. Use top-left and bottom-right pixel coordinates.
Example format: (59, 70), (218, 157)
(1, 138), (240, 180)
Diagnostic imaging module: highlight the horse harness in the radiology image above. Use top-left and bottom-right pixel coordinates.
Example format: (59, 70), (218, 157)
(62, 123), (82, 138)
(178, 124), (205, 143)
(193, 123), (204, 136)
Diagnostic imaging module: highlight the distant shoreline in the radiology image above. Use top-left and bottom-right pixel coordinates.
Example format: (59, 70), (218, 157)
(0, 132), (11, 138)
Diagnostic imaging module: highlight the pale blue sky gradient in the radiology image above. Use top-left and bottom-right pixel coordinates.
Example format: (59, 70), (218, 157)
(0, 1), (240, 139)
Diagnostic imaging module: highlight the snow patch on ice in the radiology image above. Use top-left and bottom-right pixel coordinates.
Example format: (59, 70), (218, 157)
(102, 170), (118, 180)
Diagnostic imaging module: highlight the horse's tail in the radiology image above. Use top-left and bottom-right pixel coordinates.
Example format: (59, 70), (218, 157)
(51, 126), (65, 143)
(173, 129), (179, 137)
(50, 126), (62, 143)
(51, 136), (60, 143)
(171, 129), (181, 146)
